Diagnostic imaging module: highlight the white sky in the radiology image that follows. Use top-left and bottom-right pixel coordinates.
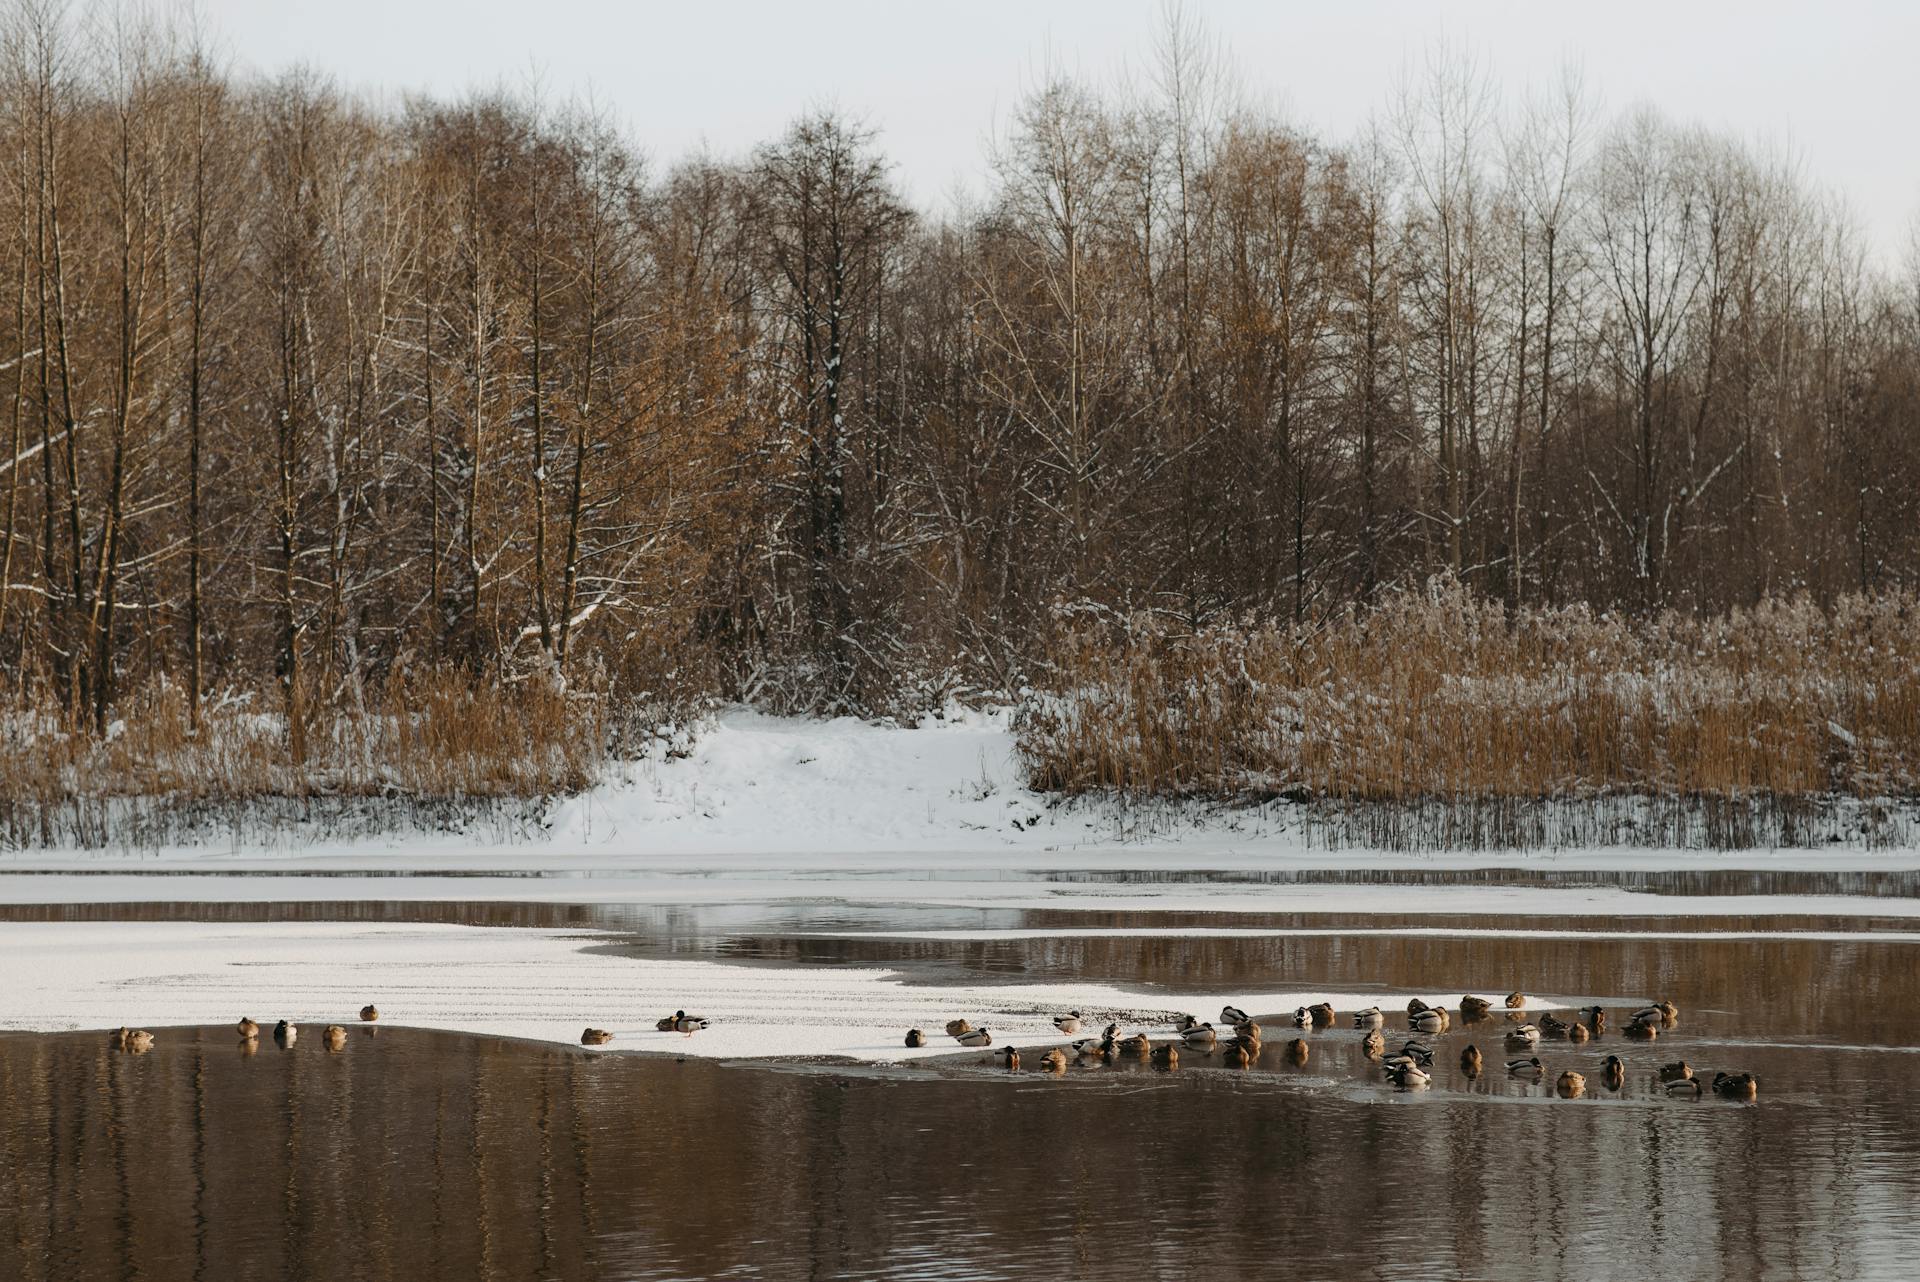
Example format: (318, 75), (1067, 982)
(201, 0), (1919, 264)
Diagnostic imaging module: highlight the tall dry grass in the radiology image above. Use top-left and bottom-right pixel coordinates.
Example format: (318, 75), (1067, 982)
(0, 669), (619, 848)
(1019, 582), (1920, 847)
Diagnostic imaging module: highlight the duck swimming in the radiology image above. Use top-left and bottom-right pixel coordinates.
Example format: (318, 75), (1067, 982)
(1505, 1024), (1541, 1048)
(1666, 1077), (1703, 1097)
(1507, 1056), (1544, 1076)
(1602, 1055), (1626, 1090)
(1624, 1020), (1659, 1040)
(1538, 1014), (1571, 1038)
(324, 1026), (347, 1052)
(1567, 1021), (1591, 1044)
(1712, 1071), (1758, 1101)
(1659, 1061), (1694, 1083)
(1461, 1044), (1484, 1076)
(1581, 1005), (1608, 1032)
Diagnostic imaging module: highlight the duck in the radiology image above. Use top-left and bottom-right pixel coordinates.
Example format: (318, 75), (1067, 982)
(123, 1030), (155, 1054)
(1658, 1061), (1694, 1083)
(1183, 1023), (1217, 1049)
(1666, 1077), (1704, 1097)
(1460, 995), (1492, 1020)
(1407, 997), (1430, 1015)
(1410, 1008), (1445, 1035)
(238, 1036), (258, 1057)
(236, 1017), (260, 1039)
(580, 1028), (613, 1046)
(1293, 1006), (1315, 1029)
(1505, 992), (1527, 1010)
(1221, 1005), (1251, 1026)
(1504, 1024), (1541, 1048)
(1352, 1006), (1385, 1029)
(1284, 1038), (1310, 1066)
(1631, 1001), (1679, 1027)
(1053, 1012), (1083, 1035)
(1601, 1054), (1626, 1090)
(1117, 1032), (1152, 1056)
(1556, 1071), (1586, 1098)
(323, 1026), (347, 1052)
(1461, 1044), (1484, 1076)
(1581, 1005), (1608, 1032)
(1040, 1048), (1069, 1073)
(1361, 1029), (1386, 1060)
(1150, 1044), (1179, 1068)
(905, 1029), (927, 1048)
(1385, 1062), (1431, 1088)
(670, 1011), (709, 1036)
(1538, 1014), (1571, 1038)
(1712, 1072), (1758, 1101)
(359, 1005), (379, 1023)
(273, 1020), (297, 1046)
(1074, 1033), (1116, 1063)
(1567, 1020), (1591, 1044)
(1394, 1040), (1435, 1065)
(945, 1019), (973, 1038)
(997, 1047), (1021, 1070)
(956, 1027), (993, 1048)
(1309, 1002), (1336, 1029)
(1222, 1042), (1253, 1069)
(1623, 1020), (1659, 1041)
(655, 1016), (677, 1031)
(1506, 1056), (1543, 1076)
(1231, 1019), (1262, 1044)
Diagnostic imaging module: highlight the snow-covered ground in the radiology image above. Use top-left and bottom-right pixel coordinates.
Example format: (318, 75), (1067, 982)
(3, 710), (1914, 1061)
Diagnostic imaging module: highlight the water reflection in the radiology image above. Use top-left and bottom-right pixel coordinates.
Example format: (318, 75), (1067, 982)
(2, 1024), (1916, 1280)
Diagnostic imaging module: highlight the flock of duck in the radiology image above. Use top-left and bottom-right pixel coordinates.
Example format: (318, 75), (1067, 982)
(910, 994), (1761, 1101)
(114, 1005), (384, 1055)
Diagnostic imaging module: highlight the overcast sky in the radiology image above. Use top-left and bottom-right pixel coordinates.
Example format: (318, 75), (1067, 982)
(200, 0), (1918, 263)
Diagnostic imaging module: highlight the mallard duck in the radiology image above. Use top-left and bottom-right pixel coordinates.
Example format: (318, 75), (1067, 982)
(1666, 1077), (1703, 1097)
(1395, 1040), (1435, 1065)
(1353, 1006), (1385, 1029)
(1505, 992), (1527, 1009)
(905, 1028), (927, 1048)
(997, 1047), (1021, 1070)
(1539, 1014), (1571, 1038)
(580, 1028), (613, 1046)
(1293, 1006), (1315, 1029)
(670, 1011), (709, 1036)
(1222, 1042), (1253, 1068)
(1407, 997), (1430, 1015)
(123, 1030), (155, 1054)
(1461, 1044), (1484, 1075)
(324, 1026), (347, 1052)
(1624, 1020), (1659, 1041)
(945, 1019), (973, 1038)
(1361, 1029), (1386, 1060)
(1183, 1023), (1217, 1049)
(359, 1005), (379, 1023)
(1309, 1002), (1336, 1029)
(1074, 1034), (1115, 1063)
(238, 1036), (258, 1057)
(1460, 996), (1492, 1019)
(273, 1020), (297, 1046)
(1231, 1019), (1262, 1043)
(1150, 1044), (1179, 1067)
(1556, 1071), (1586, 1098)
(655, 1016), (677, 1031)
(1221, 1005), (1251, 1025)
(1506, 1056), (1543, 1076)
(113, 1027), (132, 1050)
(1602, 1054), (1626, 1089)
(1410, 1008), (1445, 1035)
(1567, 1020), (1591, 1044)
(1117, 1032), (1152, 1056)
(1504, 1024), (1541, 1047)
(1386, 1062), (1430, 1087)
(1172, 1013), (1200, 1033)
(1040, 1048), (1069, 1072)
(956, 1027), (993, 1048)
(1284, 1038), (1309, 1066)
(236, 1017), (260, 1039)
(1632, 1001), (1679, 1026)
(1658, 1061), (1694, 1083)
(1054, 1012), (1083, 1035)
(1581, 1005), (1608, 1032)
(1712, 1072), (1758, 1101)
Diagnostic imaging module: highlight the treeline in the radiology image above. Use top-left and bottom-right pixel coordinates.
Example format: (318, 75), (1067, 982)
(1, 2), (1918, 747)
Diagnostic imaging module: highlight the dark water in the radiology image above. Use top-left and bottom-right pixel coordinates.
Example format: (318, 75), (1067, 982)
(2, 1018), (1915, 1282)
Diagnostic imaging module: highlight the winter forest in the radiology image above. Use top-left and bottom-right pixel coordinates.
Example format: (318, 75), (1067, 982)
(1, 2), (1917, 836)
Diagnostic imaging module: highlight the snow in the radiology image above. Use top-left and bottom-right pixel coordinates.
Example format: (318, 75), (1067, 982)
(0, 920), (1581, 1062)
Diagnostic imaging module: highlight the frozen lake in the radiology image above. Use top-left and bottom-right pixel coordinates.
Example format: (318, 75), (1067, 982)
(3, 855), (1919, 1278)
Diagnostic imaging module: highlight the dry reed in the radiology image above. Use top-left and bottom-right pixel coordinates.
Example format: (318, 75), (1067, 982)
(1019, 582), (1920, 848)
